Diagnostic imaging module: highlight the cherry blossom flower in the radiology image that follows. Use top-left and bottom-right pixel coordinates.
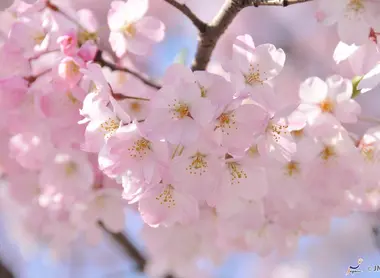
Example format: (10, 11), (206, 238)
(39, 149), (94, 196)
(316, 0), (380, 44)
(144, 80), (215, 145)
(108, 0), (165, 57)
(8, 13), (51, 58)
(169, 137), (224, 202)
(138, 180), (199, 227)
(228, 34), (286, 97)
(98, 122), (168, 183)
(298, 75), (361, 124)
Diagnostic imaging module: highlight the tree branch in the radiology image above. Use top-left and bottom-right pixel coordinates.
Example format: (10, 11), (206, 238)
(0, 260), (14, 278)
(191, 0), (313, 71)
(100, 223), (174, 278)
(164, 0), (207, 32)
(94, 51), (161, 90)
(250, 0), (313, 6)
(191, 0), (244, 71)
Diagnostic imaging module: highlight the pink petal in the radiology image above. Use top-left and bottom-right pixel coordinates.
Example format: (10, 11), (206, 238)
(136, 16), (165, 42)
(299, 77), (328, 103)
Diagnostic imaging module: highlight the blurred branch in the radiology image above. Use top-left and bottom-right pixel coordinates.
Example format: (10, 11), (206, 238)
(94, 51), (161, 90)
(164, 0), (207, 32)
(0, 260), (14, 278)
(99, 223), (174, 278)
(191, 0), (313, 71)
(250, 0), (312, 6)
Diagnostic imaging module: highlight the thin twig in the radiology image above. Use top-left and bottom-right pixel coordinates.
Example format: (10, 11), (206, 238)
(191, 0), (313, 71)
(99, 223), (174, 278)
(94, 51), (161, 90)
(163, 0), (207, 32)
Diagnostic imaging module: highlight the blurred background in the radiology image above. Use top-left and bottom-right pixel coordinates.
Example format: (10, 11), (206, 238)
(1, 0), (380, 277)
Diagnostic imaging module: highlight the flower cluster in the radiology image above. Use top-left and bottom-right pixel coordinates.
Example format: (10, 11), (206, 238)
(0, 0), (380, 276)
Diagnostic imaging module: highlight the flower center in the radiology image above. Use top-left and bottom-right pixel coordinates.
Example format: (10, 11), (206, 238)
(128, 138), (151, 159)
(319, 99), (335, 113)
(130, 101), (141, 112)
(228, 162), (248, 184)
(65, 161), (77, 176)
(247, 145), (259, 157)
(266, 120), (289, 143)
(284, 161), (300, 176)
(216, 112), (237, 135)
(34, 33), (46, 44)
(66, 60), (80, 77)
(123, 23), (136, 37)
(156, 185), (176, 208)
(169, 100), (190, 119)
(244, 63), (265, 86)
(291, 129), (304, 139)
(320, 145), (336, 161)
(100, 117), (120, 139)
(186, 152), (208, 175)
(360, 143), (375, 162)
(78, 31), (98, 45)
(347, 0), (364, 12)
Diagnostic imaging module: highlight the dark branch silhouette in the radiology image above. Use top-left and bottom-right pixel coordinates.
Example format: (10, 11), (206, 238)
(0, 260), (14, 278)
(100, 223), (174, 278)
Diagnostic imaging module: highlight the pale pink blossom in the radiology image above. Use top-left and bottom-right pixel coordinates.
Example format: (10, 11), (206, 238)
(108, 0), (165, 57)
(144, 81), (215, 145)
(7, 170), (40, 205)
(213, 101), (268, 156)
(316, 0), (380, 44)
(212, 156), (267, 218)
(39, 149), (94, 195)
(98, 122), (168, 183)
(170, 137), (224, 202)
(103, 68), (150, 121)
(9, 131), (54, 170)
(298, 75), (361, 124)
(57, 29), (78, 57)
(79, 97), (123, 153)
(8, 13), (50, 57)
(57, 56), (84, 88)
(139, 180), (199, 227)
(228, 34), (285, 97)
(0, 76), (28, 112)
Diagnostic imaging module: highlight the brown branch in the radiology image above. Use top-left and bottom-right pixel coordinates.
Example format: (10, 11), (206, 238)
(0, 260), (14, 278)
(94, 51), (161, 90)
(191, 0), (244, 71)
(163, 0), (207, 32)
(99, 223), (174, 278)
(191, 0), (313, 71)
